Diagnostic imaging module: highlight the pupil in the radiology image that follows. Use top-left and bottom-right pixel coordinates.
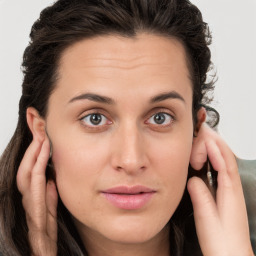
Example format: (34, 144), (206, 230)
(154, 113), (165, 124)
(90, 114), (102, 125)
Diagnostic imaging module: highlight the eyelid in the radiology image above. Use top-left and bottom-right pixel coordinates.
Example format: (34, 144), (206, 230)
(145, 107), (175, 120)
(78, 108), (110, 120)
(78, 107), (175, 131)
(79, 109), (113, 129)
(145, 108), (176, 127)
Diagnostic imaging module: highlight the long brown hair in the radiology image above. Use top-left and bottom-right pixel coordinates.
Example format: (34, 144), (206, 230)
(0, 0), (218, 255)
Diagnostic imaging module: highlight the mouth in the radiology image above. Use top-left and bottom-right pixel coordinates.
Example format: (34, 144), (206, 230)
(101, 185), (156, 210)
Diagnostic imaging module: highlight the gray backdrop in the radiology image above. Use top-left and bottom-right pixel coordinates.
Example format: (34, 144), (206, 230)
(0, 0), (255, 159)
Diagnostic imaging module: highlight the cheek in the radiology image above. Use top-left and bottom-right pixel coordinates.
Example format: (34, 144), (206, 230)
(149, 130), (193, 204)
(51, 134), (109, 215)
(52, 131), (109, 174)
(150, 129), (193, 176)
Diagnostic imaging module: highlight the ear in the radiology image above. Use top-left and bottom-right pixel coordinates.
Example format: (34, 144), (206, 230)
(26, 107), (46, 141)
(190, 107), (207, 170)
(195, 107), (207, 135)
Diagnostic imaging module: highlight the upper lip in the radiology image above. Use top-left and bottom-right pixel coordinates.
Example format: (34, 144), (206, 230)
(102, 185), (156, 194)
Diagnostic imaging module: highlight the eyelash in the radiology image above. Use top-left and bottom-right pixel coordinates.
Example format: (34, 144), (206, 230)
(80, 111), (112, 130)
(145, 112), (174, 127)
(79, 110), (175, 130)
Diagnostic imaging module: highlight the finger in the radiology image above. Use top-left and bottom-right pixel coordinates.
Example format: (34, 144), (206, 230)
(206, 139), (248, 227)
(187, 177), (222, 254)
(46, 181), (58, 242)
(32, 139), (50, 177)
(215, 138), (240, 182)
(187, 177), (218, 222)
(216, 141), (247, 216)
(206, 139), (241, 194)
(190, 123), (213, 170)
(16, 139), (42, 194)
(30, 139), (50, 198)
(205, 140), (227, 174)
(207, 138), (252, 252)
(190, 138), (207, 170)
(205, 139), (233, 208)
(29, 139), (50, 230)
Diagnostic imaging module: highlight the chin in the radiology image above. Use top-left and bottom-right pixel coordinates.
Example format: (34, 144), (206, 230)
(95, 214), (171, 244)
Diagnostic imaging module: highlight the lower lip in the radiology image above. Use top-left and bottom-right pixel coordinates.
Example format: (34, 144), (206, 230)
(102, 192), (155, 210)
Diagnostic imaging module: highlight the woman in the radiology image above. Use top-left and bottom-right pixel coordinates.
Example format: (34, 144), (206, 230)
(0, 0), (254, 255)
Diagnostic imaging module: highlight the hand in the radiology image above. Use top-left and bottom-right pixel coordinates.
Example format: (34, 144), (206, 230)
(188, 123), (254, 256)
(16, 138), (58, 256)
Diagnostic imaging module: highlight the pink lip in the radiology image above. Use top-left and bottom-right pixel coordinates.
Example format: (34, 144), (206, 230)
(101, 185), (156, 210)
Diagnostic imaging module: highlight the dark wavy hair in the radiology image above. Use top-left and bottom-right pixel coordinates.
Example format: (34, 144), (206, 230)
(0, 0), (218, 255)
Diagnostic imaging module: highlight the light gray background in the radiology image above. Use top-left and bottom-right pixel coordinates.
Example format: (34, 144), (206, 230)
(0, 0), (256, 159)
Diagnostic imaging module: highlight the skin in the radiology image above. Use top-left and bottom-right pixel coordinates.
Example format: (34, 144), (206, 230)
(49, 34), (193, 255)
(16, 34), (254, 256)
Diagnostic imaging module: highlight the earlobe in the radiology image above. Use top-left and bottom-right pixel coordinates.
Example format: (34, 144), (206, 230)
(26, 107), (46, 141)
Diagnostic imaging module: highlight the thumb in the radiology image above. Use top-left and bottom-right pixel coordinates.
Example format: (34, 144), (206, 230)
(187, 177), (222, 254)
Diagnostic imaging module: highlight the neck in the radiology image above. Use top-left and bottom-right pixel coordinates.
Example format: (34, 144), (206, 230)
(79, 225), (171, 256)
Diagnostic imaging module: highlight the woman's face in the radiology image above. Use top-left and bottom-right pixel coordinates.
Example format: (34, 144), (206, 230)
(46, 34), (194, 245)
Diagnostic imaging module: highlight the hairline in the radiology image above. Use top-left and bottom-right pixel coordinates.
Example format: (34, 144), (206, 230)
(51, 30), (194, 97)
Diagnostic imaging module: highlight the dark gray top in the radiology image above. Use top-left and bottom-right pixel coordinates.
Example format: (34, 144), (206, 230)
(237, 158), (256, 254)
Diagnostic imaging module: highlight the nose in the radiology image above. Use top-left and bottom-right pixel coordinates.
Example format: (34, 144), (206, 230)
(111, 124), (148, 175)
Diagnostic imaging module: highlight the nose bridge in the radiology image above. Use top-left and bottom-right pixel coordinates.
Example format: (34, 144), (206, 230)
(112, 121), (147, 173)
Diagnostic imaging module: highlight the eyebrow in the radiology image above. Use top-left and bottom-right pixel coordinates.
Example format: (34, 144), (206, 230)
(68, 90), (185, 105)
(150, 91), (185, 104)
(69, 93), (115, 104)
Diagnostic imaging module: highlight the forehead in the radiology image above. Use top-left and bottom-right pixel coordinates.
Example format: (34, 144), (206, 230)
(52, 33), (192, 107)
(58, 33), (190, 75)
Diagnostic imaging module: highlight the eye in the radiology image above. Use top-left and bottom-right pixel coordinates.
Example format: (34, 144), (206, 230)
(147, 112), (174, 126)
(81, 113), (109, 126)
